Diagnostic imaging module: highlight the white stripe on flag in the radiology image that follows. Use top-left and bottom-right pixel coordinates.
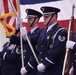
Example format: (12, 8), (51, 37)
(0, 0), (5, 14)
(9, 16), (16, 26)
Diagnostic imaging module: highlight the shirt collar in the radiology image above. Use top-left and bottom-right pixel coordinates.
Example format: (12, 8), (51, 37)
(47, 22), (57, 32)
(30, 26), (38, 33)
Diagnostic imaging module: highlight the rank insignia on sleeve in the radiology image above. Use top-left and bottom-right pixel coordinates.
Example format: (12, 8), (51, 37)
(58, 35), (65, 42)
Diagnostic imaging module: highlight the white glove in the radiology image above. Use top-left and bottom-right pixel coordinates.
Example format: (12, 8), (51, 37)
(37, 63), (46, 72)
(20, 67), (27, 75)
(20, 27), (27, 37)
(66, 40), (76, 49)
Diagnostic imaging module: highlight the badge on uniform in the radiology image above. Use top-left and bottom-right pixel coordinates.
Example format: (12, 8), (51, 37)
(58, 35), (65, 42)
(16, 46), (21, 54)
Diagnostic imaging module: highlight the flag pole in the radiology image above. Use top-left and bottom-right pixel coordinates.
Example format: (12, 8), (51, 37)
(8, 0), (24, 68)
(8, 0), (39, 66)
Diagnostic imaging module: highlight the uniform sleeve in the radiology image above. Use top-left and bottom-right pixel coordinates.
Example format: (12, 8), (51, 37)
(3, 46), (21, 63)
(4, 51), (20, 63)
(25, 56), (37, 72)
(73, 32), (76, 50)
(0, 42), (10, 58)
(25, 48), (39, 72)
(73, 44), (76, 50)
(25, 50), (39, 72)
(0, 51), (6, 58)
(42, 29), (67, 68)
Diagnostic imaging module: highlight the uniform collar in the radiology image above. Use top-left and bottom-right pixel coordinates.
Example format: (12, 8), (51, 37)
(30, 26), (38, 33)
(46, 22), (57, 32)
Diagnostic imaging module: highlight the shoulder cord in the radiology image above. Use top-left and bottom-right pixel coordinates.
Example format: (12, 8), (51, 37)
(46, 27), (66, 54)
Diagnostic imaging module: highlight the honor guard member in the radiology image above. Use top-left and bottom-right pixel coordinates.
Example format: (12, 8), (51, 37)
(20, 6), (67, 75)
(20, 9), (42, 75)
(0, 34), (22, 75)
(66, 32), (76, 75)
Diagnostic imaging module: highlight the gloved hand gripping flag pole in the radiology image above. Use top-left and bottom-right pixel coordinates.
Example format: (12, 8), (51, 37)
(8, 0), (39, 69)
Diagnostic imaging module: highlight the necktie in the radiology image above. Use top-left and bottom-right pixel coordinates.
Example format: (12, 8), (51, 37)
(46, 27), (48, 33)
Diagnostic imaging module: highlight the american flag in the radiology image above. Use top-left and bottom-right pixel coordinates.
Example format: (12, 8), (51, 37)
(0, 0), (19, 37)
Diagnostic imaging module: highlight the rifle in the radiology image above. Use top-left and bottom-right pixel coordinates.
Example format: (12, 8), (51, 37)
(62, 4), (75, 75)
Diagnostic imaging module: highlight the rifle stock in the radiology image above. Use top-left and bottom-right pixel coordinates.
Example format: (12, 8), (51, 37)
(62, 4), (75, 75)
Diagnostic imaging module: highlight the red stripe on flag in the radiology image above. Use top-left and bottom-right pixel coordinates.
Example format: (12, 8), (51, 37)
(6, 17), (11, 23)
(3, 0), (9, 13)
(13, 19), (16, 27)
(13, 0), (17, 11)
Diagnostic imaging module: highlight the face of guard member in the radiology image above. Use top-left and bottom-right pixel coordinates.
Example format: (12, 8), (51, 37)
(44, 14), (56, 26)
(27, 17), (39, 27)
(27, 17), (34, 26)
